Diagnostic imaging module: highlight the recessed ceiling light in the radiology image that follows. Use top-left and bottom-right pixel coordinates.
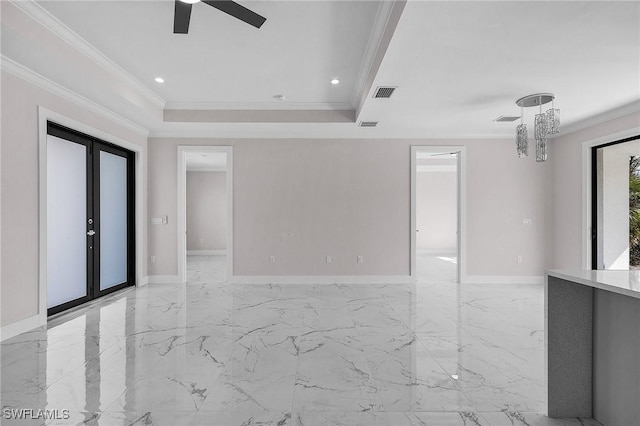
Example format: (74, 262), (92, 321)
(330, 79), (340, 85)
(154, 77), (164, 83)
(180, 0), (201, 4)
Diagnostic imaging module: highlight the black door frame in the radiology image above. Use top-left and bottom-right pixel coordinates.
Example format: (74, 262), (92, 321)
(590, 134), (640, 270)
(47, 122), (136, 315)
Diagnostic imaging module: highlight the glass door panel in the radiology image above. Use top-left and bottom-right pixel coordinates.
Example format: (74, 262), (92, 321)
(46, 135), (89, 308)
(99, 151), (128, 291)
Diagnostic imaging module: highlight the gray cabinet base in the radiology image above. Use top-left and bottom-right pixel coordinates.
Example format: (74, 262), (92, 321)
(546, 275), (640, 425)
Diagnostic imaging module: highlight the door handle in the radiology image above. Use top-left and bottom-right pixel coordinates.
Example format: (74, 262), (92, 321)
(87, 230), (96, 236)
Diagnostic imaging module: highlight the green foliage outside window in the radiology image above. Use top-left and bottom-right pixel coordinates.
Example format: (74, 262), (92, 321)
(631, 156), (640, 269)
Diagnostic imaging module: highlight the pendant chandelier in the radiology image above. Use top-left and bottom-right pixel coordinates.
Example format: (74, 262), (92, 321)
(515, 93), (559, 162)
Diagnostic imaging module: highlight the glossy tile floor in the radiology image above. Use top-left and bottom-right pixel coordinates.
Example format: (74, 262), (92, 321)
(1, 255), (602, 426)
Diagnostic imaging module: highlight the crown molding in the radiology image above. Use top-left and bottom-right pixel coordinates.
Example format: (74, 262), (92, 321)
(164, 108), (355, 123)
(148, 122), (514, 140)
(164, 101), (354, 111)
(1, 55), (149, 136)
(9, 0), (166, 110)
(556, 100), (640, 137)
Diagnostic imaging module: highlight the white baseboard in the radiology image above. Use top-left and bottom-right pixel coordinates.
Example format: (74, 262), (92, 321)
(230, 275), (416, 285)
(0, 314), (46, 342)
(463, 275), (545, 284)
(187, 250), (227, 256)
(144, 275), (181, 284)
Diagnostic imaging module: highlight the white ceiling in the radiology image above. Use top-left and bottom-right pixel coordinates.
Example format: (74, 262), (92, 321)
(37, 0), (381, 108)
(359, 0), (640, 137)
(2, 0), (639, 138)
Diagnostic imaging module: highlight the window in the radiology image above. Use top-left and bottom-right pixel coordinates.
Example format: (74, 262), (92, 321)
(592, 136), (640, 270)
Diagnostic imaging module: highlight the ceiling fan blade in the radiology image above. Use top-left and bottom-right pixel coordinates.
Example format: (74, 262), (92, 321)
(174, 0), (193, 34)
(202, 0), (266, 28)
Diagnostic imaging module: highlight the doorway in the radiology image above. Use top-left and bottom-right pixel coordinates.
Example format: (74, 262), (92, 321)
(177, 146), (233, 283)
(411, 146), (465, 283)
(46, 122), (135, 315)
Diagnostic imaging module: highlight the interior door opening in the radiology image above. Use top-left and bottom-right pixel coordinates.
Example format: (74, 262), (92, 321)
(411, 146), (463, 283)
(178, 146), (233, 283)
(46, 122), (135, 315)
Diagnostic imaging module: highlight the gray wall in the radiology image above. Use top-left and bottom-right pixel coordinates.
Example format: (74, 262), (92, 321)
(186, 171), (227, 251)
(147, 137), (550, 277)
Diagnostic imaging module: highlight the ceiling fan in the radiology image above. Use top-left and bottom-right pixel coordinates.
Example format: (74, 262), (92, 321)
(174, 0), (266, 34)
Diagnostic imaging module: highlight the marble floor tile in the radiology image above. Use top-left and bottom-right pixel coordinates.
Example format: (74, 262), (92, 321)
(1, 255), (601, 425)
(480, 411), (604, 426)
(293, 332), (383, 413)
(386, 411), (489, 426)
(191, 408), (292, 426)
(295, 410), (390, 425)
(359, 333), (474, 412)
(46, 410), (198, 426)
(199, 333), (299, 413)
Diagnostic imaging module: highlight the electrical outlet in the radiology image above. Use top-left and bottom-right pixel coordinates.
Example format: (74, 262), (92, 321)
(517, 255), (523, 264)
(269, 255), (276, 264)
(357, 256), (364, 264)
(151, 256), (156, 263)
(522, 218), (532, 225)
(326, 256), (332, 263)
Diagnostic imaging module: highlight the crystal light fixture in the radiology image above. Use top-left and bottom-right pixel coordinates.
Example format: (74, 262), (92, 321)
(536, 138), (548, 162)
(516, 106), (528, 158)
(546, 100), (560, 135)
(514, 93), (559, 162)
(534, 102), (548, 162)
(534, 110), (548, 141)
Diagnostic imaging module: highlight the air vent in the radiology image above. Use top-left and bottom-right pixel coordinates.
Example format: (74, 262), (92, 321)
(494, 115), (521, 122)
(373, 86), (396, 98)
(359, 121), (378, 127)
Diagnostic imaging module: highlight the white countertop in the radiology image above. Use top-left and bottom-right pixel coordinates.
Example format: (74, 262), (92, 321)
(547, 269), (640, 300)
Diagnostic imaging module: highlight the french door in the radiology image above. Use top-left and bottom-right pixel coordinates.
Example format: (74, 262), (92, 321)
(46, 122), (135, 315)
